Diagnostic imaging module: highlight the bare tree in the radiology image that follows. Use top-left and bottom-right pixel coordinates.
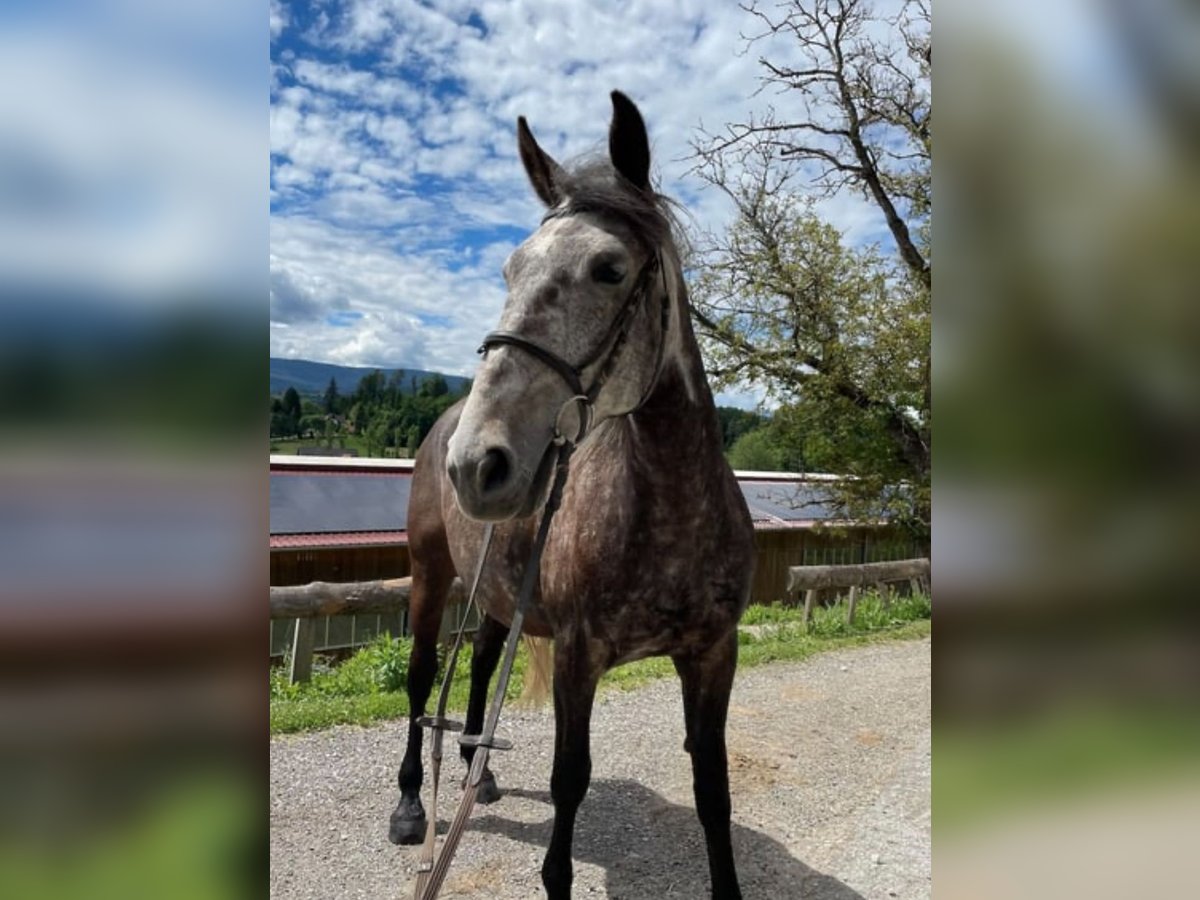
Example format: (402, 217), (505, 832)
(695, 0), (929, 283)
(690, 0), (931, 538)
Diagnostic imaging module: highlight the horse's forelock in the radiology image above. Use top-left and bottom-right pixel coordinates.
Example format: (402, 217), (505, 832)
(549, 157), (682, 256)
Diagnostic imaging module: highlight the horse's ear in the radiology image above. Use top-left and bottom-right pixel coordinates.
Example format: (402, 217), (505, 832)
(517, 116), (564, 207)
(608, 90), (650, 192)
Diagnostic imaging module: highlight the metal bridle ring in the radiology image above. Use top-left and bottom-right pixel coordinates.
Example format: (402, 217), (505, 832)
(552, 395), (592, 446)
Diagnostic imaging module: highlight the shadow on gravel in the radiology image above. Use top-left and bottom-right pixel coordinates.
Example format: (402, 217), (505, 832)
(472, 779), (864, 899)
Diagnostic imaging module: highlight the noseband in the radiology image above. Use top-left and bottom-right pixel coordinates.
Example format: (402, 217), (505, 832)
(477, 233), (669, 446)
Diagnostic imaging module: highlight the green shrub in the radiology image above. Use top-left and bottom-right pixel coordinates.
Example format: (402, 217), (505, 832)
(356, 633), (412, 693)
(741, 590), (931, 636)
(807, 590), (931, 637)
(269, 633), (414, 703)
(269, 663), (299, 701)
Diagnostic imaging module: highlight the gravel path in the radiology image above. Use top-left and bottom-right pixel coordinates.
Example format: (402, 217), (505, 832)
(271, 637), (930, 899)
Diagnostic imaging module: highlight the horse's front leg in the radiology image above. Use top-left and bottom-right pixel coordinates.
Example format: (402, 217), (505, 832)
(459, 613), (508, 803)
(388, 556), (450, 845)
(673, 630), (742, 900)
(540, 643), (600, 900)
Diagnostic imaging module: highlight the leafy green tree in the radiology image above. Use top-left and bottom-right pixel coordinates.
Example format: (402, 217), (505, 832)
(323, 378), (340, 415)
(727, 428), (784, 471)
(356, 370), (385, 406)
(690, 0), (930, 540)
(298, 414), (325, 438)
(385, 370), (406, 406)
(694, 201), (929, 535)
(716, 406), (767, 452)
(268, 365), (469, 455)
(269, 412), (291, 438)
(347, 402), (368, 435)
(281, 386), (301, 418)
(418, 373), (448, 398)
(281, 387), (302, 437)
(364, 419), (389, 458)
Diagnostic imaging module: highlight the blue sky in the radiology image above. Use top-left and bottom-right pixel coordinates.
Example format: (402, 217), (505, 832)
(268, 0), (900, 408)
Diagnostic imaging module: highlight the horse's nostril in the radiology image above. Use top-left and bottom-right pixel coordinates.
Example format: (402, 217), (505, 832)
(478, 448), (511, 496)
(446, 457), (463, 491)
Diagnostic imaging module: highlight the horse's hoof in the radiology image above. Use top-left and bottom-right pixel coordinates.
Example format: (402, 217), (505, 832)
(388, 798), (427, 845)
(462, 769), (502, 805)
(388, 813), (426, 845)
(476, 770), (502, 805)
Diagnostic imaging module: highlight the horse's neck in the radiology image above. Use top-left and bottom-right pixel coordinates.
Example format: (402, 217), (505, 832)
(594, 255), (727, 479)
(626, 321), (725, 470)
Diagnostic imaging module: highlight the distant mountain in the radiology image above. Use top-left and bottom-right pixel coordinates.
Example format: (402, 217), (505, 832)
(270, 357), (469, 397)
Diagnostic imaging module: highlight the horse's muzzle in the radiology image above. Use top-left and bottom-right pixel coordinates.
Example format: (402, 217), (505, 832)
(447, 439), (556, 522)
(448, 443), (519, 520)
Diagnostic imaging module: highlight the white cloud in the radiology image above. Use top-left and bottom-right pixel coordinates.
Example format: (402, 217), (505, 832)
(270, 214), (508, 375)
(270, 0), (912, 406)
(270, 0), (289, 40)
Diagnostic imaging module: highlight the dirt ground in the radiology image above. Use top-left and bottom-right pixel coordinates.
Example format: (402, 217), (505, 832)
(270, 637), (931, 899)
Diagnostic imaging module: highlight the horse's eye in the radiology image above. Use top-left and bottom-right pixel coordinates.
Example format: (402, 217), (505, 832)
(592, 262), (625, 285)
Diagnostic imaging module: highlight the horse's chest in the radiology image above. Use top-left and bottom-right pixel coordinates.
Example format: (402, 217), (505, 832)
(540, 508), (746, 661)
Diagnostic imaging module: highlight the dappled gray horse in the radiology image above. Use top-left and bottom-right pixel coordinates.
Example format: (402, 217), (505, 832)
(392, 91), (755, 900)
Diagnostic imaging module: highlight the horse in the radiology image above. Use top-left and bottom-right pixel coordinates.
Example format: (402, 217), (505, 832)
(389, 90), (756, 900)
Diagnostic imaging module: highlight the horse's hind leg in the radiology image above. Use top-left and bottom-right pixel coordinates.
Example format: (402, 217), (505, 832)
(387, 548), (453, 845)
(673, 631), (742, 900)
(459, 613), (508, 804)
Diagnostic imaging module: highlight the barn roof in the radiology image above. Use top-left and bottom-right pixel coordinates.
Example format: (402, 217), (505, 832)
(268, 456), (861, 550)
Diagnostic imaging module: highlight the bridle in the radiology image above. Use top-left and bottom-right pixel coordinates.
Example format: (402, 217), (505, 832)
(477, 214), (670, 448)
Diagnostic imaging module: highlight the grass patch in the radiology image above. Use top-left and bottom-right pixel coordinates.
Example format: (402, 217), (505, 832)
(271, 592), (931, 735)
(271, 633), (542, 734)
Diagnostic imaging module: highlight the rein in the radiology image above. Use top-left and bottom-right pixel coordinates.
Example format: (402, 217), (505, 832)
(411, 223), (672, 900)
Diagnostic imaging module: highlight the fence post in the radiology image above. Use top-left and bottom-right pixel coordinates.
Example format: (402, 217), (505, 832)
(803, 589), (816, 630)
(439, 601), (457, 644)
(876, 582), (891, 608)
(846, 585), (860, 626)
(289, 618), (316, 685)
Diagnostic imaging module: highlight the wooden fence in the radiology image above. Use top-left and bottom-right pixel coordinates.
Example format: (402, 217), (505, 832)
(786, 557), (930, 628)
(272, 558), (930, 684)
(270, 577), (464, 684)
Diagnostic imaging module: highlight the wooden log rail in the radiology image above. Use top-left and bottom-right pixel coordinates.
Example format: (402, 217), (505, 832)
(785, 558), (930, 629)
(271, 577), (465, 684)
(269, 577), (464, 619)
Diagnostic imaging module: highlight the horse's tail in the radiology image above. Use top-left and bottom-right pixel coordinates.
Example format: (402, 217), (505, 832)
(517, 636), (553, 707)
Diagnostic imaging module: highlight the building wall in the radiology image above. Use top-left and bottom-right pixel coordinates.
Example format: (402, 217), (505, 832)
(750, 526), (918, 605)
(270, 544), (410, 586)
